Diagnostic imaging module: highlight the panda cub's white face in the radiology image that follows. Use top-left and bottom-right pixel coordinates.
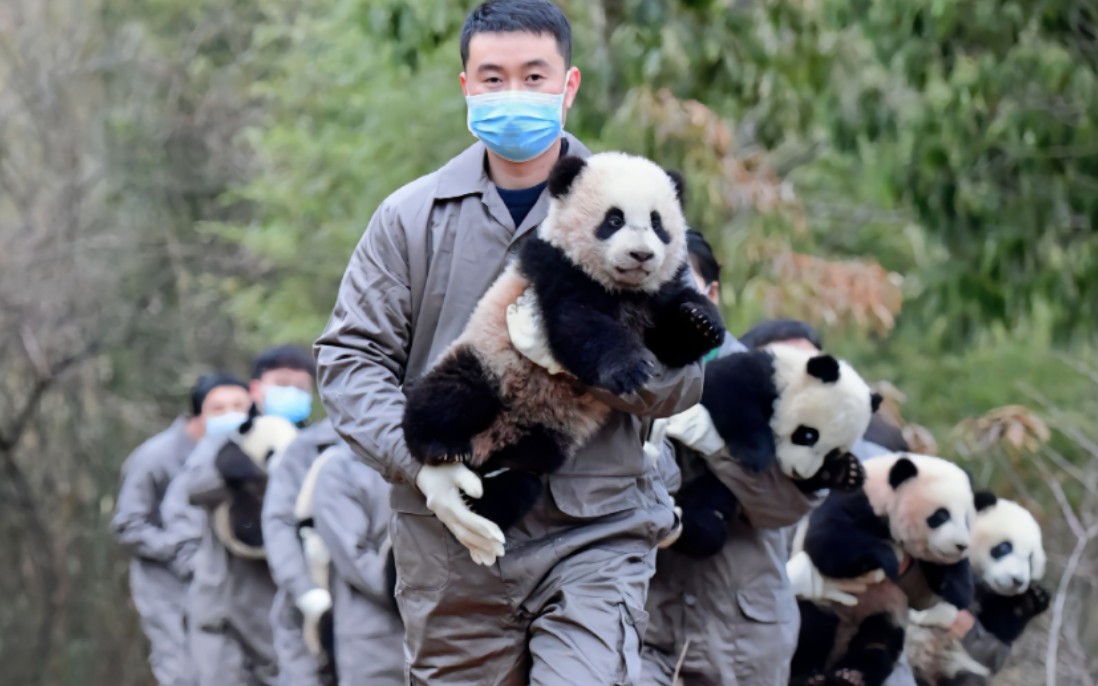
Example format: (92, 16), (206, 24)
(767, 344), (874, 480)
(541, 152), (687, 294)
(971, 499), (1046, 595)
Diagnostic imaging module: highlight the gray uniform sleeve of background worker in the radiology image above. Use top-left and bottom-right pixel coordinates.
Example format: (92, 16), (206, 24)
(112, 432), (184, 562)
(702, 446), (820, 529)
(313, 453), (393, 605)
(961, 619), (1013, 674)
(262, 420), (338, 601)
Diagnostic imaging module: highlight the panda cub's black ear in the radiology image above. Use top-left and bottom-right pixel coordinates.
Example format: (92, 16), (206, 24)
(871, 392), (883, 413)
(549, 156), (588, 198)
(888, 456), (919, 489)
(974, 490), (998, 512)
(665, 170), (686, 208)
(806, 354), (841, 383)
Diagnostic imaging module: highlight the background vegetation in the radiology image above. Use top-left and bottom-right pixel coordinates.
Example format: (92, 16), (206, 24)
(0, 0), (1094, 683)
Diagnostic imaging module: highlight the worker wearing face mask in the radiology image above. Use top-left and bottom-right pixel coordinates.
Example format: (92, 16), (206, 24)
(161, 345), (317, 686)
(112, 373), (251, 686)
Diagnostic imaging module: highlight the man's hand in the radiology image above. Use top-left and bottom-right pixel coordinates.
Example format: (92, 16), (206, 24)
(415, 463), (506, 566)
(787, 550), (886, 606)
(950, 609), (976, 638)
(664, 403), (725, 457)
(658, 505), (684, 549)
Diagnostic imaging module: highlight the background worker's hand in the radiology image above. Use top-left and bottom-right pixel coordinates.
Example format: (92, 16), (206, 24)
(415, 463), (506, 566)
(295, 587), (332, 623)
(663, 403), (726, 457)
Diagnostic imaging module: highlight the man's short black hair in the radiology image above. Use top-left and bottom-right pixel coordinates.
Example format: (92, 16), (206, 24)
(739, 319), (824, 351)
(686, 230), (721, 285)
(460, 0), (572, 68)
(190, 373), (248, 416)
(251, 344), (316, 380)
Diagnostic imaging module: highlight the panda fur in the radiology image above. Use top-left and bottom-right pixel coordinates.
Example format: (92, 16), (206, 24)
(670, 344), (879, 558)
(211, 413), (299, 559)
(905, 493), (1049, 686)
(293, 446), (341, 679)
(402, 152), (726, 530)
(791, 453), (977, 686)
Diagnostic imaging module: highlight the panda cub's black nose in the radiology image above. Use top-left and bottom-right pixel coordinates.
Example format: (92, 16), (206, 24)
(1011, 576), (1025, 588)
(955, 543), (968, 553)
(630, 250), (654, 263)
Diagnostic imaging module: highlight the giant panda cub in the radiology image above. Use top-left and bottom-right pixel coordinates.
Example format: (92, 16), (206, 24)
(670, 344), (880, 558)
(791, 453), (977, 686)
(905, 493), (1049, 686)
(402, 152), (726, 530)
(211, 414), (299, 558)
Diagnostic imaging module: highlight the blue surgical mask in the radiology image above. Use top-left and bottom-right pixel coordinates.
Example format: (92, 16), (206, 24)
(206, 411), (248, 438)
(466, 74), (571, 163)
(263, 385), (313, 425)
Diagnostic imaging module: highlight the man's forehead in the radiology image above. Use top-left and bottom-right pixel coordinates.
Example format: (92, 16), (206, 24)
(466, 31), (566, 70)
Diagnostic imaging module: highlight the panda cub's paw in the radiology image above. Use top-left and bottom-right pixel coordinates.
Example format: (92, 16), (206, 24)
(679, 300), (725, 351)
(592, 349), (656, 396)
(826, 669), (865, 686)
(1020, 584), (1051, 617)
(796, 451), (865, 493)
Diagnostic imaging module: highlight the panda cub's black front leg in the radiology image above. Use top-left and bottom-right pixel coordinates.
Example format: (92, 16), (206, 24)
(402, 346), (505, 466)
(645, 276), (726, 368)
(542, 300), (656, 396)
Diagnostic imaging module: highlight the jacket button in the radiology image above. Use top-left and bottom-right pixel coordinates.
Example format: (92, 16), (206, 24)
(684, 594), (697, 607)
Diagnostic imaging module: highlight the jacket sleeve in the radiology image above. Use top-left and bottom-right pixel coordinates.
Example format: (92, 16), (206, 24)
(185, 441), (231, 509)
(586, 361), (704, 419)
(962, 619), (1013, 674)
(159, 463), (205, 581)
(261, 440), (319, 600)
(110, 449), (177, 562)
(313, 462), (391, 604)
(702, 447), (820, 529)
(314, 202), (420, 485)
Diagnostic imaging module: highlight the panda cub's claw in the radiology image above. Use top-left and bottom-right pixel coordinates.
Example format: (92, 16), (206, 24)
(797, 452), (865, 493)
(680, 301), (725, 349)
(593, 350), (655, 396)
(827, 669), (865, 686)
(1022, 584), (1051, 616)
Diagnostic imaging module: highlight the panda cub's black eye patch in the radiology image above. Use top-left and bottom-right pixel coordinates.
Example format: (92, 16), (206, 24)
(927, 508), (951, 529)
(791, 425), (820, 447)
(991, 541), (1013, 559)
(596, 208), (626, 240)
(651, 210), (671, 244)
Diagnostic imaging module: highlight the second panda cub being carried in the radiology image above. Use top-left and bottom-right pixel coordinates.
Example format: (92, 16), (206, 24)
(402, 152), (725, 531)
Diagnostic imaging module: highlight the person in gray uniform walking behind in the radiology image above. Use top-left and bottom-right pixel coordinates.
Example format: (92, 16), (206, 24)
(262, 417), (341, 686)
(112, 373), (251, 686)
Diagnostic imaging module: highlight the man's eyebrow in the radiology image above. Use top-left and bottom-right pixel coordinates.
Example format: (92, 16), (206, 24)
(476, 63), (503, 74)
(523, 59), (550, 70)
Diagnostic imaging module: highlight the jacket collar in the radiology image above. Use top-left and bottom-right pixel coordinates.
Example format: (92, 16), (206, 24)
(434, 132), (592, 200)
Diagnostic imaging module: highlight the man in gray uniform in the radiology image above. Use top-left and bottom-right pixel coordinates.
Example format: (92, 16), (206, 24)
(262, 418), (340, 686)
(112, 373), (250, 686)
(312, 444), (403, 686)
(641, 234), (820, 686)
(314, 2), (696, 683)
(163, 345), (317, 686)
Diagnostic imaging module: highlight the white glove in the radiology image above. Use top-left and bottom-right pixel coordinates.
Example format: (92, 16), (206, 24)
(507, 288), (565, 375)
(664, 403), (726, 457)
(295, 588), (332, 622)
(415, 463), (506, 566)
(909, 602), (959, 628)
(643, 418), (670, 468)
(787, 550), (886, 606)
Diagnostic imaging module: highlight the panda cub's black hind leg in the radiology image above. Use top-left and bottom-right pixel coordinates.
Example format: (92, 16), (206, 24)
(646, 285), (726, 368)
(791, 600), (840, 686)
(830, 612), (905, 686)
(471, 424), (569, 530)
(471, 469), (545, 531)
(402, 346), (504, 466)
(671, 470), (740, 558)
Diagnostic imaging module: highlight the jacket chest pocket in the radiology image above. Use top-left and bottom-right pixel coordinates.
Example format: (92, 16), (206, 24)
(548, 475), (644, 519)
(736, 585), (798, 624)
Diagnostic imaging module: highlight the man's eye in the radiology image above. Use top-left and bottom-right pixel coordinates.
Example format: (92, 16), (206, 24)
(527, 74), (544, 83)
